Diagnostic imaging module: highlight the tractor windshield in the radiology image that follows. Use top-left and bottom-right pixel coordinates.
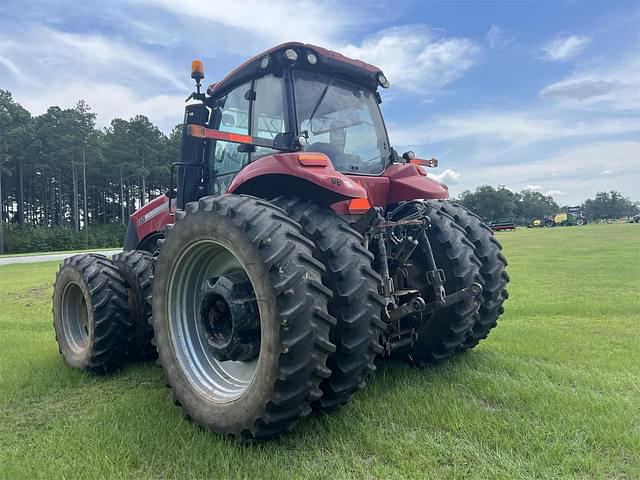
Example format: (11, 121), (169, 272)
(293, 70), (390, 175)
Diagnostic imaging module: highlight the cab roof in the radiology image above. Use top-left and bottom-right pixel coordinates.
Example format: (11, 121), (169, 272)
(206, 42), (387, 98)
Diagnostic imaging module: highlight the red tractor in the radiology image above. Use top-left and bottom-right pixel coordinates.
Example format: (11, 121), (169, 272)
(52, 43), (509, 441)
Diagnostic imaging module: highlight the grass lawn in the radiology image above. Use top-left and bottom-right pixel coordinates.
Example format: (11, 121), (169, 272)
(0, 247), (119, 258)
(0, 224), (638, 479)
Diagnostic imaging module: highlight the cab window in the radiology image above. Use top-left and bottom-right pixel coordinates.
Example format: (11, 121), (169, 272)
(211, 82), (250, 193)
(209, 75), (287, 194)
(252, 74), (286, 159)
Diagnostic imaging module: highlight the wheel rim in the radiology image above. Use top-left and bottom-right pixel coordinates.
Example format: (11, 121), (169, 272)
(61, 282), (90, 353)
(168, 240), (260, 403)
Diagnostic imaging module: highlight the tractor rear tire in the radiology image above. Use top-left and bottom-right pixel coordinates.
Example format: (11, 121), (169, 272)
(275, 198), (385, 412)
(52, 254), (131, 374)
(425, 200), (509, 351)
(152, 195), (336, 440)
(405, 208), (483, 366)
(112, 250), (156, 361)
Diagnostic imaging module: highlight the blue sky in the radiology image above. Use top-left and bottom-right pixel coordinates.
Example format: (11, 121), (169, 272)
(1, 0), (638, 204)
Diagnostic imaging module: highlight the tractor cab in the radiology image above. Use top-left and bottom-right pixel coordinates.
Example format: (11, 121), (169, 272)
(126, 43), (446, 252)
(180, 43), (393, 204)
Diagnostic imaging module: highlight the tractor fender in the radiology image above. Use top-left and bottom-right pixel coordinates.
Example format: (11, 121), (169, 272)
(384, 163), (449, 205)
(227, 152), (367, 206)
(331, 163), (449, 214)
(127, 195), (174, 250)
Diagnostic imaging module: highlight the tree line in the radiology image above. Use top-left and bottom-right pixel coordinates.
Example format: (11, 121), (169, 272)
(0, 90), (637, 253)
(0, 90), (181, 252)
(456, 186), (638, 224)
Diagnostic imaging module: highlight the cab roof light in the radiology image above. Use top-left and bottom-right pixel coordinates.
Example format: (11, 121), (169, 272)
(284, 49), (298, 62)
(377, 72), (390, 88)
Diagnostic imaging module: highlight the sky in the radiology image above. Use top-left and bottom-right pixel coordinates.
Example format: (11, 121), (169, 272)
(0, 0), (638, 205)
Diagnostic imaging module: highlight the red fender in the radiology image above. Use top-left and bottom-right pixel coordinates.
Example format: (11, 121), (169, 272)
(384, 163), (449, 204)
(227, 152), (368, 206)
(332, 163), (449, 214)
(130, 194), (174, 243)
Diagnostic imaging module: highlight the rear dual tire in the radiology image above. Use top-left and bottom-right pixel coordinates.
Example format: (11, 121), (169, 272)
(275, 198), (385, 412)
(112, 250), (156, 361)
(403, 207), (483, 365)
(425, 201), (509, 351)
(152, 195), (336, 440)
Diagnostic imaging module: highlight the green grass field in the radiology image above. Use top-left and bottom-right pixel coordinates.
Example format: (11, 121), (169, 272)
(1, 224), (638, 479)
(0, 247), (119, 258)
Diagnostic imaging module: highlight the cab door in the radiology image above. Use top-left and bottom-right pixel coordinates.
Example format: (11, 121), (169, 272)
(208, 73), (289, 195)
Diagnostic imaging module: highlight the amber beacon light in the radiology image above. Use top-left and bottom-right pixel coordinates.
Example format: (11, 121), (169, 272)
(191, 60), (205, 81)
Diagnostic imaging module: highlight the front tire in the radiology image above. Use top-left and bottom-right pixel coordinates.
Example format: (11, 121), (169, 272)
(152, 195), (336, 440)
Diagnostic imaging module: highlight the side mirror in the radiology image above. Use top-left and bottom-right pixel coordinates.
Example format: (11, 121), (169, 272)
(403, 151), (438, 168)
(402, 151), (416, 161)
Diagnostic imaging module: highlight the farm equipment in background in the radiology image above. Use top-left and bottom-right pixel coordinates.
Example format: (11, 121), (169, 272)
(51, 43), (509, 441)
(530, 207), (587, 227)
(487, 219), (516, 232)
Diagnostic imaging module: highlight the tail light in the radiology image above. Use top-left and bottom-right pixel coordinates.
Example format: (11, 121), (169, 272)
(348, 198), (371, 214)
(297, 153), (329, 167)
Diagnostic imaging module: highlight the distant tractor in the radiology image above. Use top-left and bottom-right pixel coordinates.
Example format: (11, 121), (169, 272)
(51, 43), (509, 440)
(530, 207), (587, 228)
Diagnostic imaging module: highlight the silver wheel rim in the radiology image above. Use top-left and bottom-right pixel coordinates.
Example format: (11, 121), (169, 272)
(61, 282), (90, 354)
(168, 240), (259, 403)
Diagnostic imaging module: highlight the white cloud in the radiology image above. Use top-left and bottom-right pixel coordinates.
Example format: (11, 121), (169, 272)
(339, 26), (480, 92)
(0, 27), (184, 90)
(139, 0), (354, 47)
(521, 186), (566, 198)
(546, 190), (567, 197)
(20, 82), (185, 132)
(431, 169), (461, 184)
(486, 25), (513, 49)
(388, 110), (640, 148)
(540, 55), (640, 112)
(539, 34), (590, 61)
(468, 141), (640, 201)
(0, 56), (26, 81)
(0, 25), (188, 131)
(600, 170), (612, 175)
